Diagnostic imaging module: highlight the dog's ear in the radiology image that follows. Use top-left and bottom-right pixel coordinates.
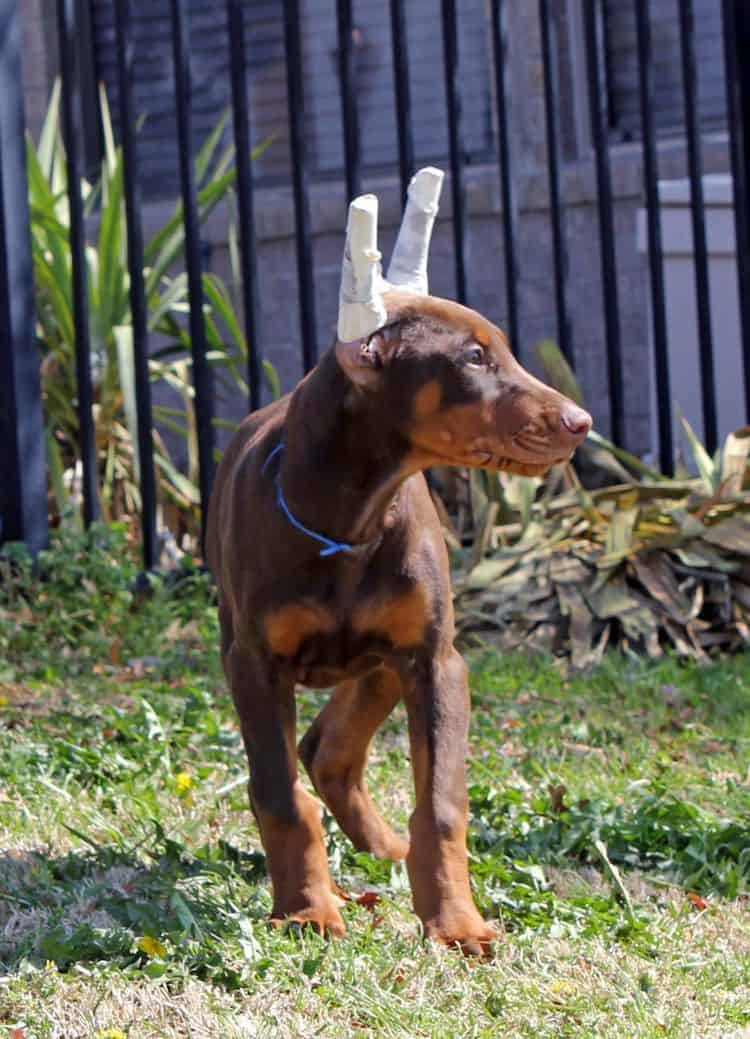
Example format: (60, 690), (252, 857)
(335, 326), (398, 388)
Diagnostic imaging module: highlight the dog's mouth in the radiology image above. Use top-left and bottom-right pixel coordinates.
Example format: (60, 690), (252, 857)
(469, 449), (571, 477)
(409, 422), (584, 475)
(417, 443), (574, 476)
(467, 429), (578, 474)
(469, 422), (586, 474)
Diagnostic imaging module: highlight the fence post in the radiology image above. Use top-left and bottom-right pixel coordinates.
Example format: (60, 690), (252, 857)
(722, 0), (750, 421)
(0, 0), (48, 554)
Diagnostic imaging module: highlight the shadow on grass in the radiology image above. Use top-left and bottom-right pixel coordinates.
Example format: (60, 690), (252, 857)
(0, 833), (268, 987)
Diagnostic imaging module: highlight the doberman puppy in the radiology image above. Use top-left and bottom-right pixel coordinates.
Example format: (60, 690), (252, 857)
(206, 177), (591, 955)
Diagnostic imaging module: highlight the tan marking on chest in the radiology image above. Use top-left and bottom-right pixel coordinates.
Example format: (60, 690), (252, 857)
(352, 585), (430, 648)
(264, 602), (336, 657)
(413, 380), (442, 418)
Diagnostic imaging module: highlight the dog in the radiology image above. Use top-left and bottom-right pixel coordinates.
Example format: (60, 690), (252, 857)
(206, 169), (591, 955)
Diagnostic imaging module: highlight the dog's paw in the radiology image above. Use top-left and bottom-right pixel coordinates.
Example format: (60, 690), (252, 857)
(422, 907), (497, 957)
(271, 898), (347, 939)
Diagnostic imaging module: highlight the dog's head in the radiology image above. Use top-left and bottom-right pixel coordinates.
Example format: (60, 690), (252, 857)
(335, 172), (591, 476)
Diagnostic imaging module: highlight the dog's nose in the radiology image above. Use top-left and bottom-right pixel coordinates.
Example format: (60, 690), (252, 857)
(560, 403), (592, 437)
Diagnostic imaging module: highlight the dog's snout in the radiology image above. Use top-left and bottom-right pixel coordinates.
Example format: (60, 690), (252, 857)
(560, 403), (592, 438)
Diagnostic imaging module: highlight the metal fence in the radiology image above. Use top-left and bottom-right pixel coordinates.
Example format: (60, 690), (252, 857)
(1, 0), (750, 566)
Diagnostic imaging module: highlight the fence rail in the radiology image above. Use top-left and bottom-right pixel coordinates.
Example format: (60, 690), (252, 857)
(2, 0), (750, 564)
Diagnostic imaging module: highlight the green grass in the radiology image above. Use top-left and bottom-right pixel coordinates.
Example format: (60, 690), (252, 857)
(1, 525), (749, 1038)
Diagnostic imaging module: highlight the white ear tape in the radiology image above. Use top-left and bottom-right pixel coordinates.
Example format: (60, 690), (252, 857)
(337, 170), (445, 344)
(337, 194), (388, 343)
(386, 167), (444, 294)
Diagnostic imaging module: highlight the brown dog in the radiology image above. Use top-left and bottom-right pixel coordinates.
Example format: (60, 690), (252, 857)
(206, 175), (591, 955)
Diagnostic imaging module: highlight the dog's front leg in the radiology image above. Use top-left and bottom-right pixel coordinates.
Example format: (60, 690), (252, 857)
(402, 647), (496, 955)
(227, 643), (345, 937)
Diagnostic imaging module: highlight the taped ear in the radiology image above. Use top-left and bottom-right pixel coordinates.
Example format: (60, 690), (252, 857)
(387, 167), (444, 294)
(337, 194), (387, 343)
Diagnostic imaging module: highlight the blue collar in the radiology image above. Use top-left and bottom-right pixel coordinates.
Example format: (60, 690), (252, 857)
(263, 441), (354, 557)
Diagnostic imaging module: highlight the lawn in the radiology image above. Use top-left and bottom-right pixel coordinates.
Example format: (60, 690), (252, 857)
(1, 526), (749, 1038)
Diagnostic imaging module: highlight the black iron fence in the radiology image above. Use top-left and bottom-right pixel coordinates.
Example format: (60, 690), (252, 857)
(1, 0), (750, 565)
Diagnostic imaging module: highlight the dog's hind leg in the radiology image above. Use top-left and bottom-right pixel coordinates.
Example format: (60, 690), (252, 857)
(227, 642), (345, 937)
(298, 667), (409, 861)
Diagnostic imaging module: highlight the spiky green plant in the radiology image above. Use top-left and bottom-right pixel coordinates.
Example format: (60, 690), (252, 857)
(29, 82), (276, 537)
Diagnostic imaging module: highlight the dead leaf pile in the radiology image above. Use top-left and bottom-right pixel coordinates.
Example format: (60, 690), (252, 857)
(451, 426), (750, 668)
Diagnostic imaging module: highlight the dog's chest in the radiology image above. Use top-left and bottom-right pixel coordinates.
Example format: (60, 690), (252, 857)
(262, 582), (431, 682)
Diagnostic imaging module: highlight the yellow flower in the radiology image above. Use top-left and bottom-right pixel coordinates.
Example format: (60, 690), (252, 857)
(549, 979), (576, 1000)
(174, 771), (193, 794)
(137, 935), (167, 958)
(0, 695), (9, 708)
(96, 1031), (127, 1039)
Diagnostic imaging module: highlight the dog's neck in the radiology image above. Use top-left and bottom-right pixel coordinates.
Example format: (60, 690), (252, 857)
(279, 349), (416, 547)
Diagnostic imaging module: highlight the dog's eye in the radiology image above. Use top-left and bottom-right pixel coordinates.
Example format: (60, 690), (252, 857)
(464, 346), (485, 367)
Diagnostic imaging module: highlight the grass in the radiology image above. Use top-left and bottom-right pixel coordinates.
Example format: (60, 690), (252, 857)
(1, 525), (749, 1038)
